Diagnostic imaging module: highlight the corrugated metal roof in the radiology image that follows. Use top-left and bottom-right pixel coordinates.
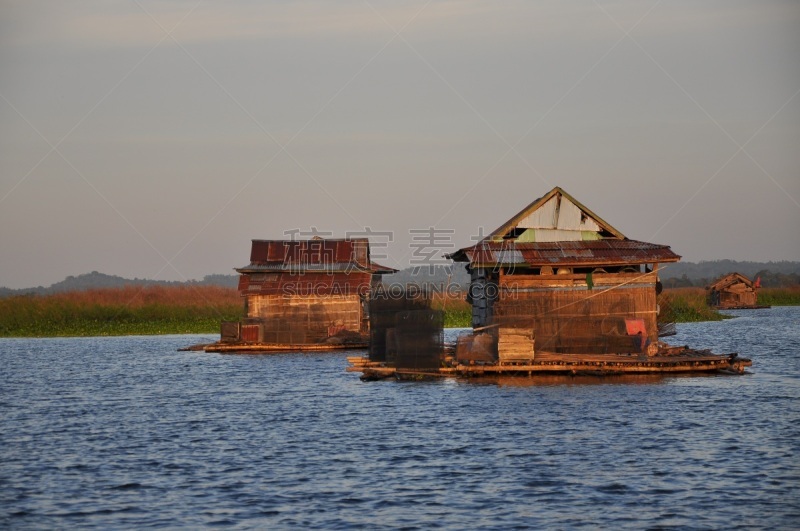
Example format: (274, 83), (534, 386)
(240, 238), (395, 274)
(493, 250), (524, 264)
(447, 239), (680, 266)
(707, 272), (753, 291)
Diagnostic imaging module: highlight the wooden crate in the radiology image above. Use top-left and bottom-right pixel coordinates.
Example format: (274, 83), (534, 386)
(241, 324), (261, 343)
(497, 328), (534, 362)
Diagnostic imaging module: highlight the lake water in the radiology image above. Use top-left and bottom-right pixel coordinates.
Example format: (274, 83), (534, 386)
(2, 307), (799, 529)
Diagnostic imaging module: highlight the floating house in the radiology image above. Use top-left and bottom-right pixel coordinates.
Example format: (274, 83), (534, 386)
(707, 272), (766, 310)
(349, 186), (751, 378)
(449, 186), (679, 355)
(205, 238), (395, 352)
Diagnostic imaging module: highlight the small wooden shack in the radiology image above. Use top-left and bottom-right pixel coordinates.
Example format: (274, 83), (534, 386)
(206, 238), (395, 352)
(707, 272), (765, 309)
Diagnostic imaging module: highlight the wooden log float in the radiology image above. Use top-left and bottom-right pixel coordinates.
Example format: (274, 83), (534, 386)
(347, 348), (752, 378)
(177, 343), (214, 351)
(712, 304), (771, 310)
(204, 341), (368, 353)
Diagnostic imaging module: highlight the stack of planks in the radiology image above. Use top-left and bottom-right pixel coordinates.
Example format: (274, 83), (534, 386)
(497, 328), (534, 363)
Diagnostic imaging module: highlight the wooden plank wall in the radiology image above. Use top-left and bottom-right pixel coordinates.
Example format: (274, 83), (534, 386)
(720, 289), (757, 307)
(220, 321), (240, 343)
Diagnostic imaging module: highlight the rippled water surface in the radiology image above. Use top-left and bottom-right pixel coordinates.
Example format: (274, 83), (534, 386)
(2, 307), (799, 529)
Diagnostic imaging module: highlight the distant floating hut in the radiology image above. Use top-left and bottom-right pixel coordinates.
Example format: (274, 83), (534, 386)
(707, 272), (768, 310)
(349, 187), (751, 378)
(204, 238), (395, 353)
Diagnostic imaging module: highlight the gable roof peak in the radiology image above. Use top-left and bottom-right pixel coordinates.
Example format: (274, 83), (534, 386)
(486, 186), (626, 242)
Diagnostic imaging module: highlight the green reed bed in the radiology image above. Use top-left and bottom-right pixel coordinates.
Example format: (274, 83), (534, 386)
(6, 282), (776, 338)
(431, 296), (472, 329)
(757, 287), (800, 306)
(0, 286), (243, 337)
(443, 307), (472, 328)
(659, 288), (727, 323)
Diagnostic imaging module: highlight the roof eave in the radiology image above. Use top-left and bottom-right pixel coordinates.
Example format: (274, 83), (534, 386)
(235, 265), (396, 274)
(468, 257), (681, 269)
(444, 250), (469, 262)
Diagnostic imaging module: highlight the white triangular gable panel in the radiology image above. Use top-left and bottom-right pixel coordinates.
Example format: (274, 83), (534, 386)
(557, 197), (601, 231)
(517, 196), (557, 229)
(515, 194), (601, 232)
(531, 229), (586, 242)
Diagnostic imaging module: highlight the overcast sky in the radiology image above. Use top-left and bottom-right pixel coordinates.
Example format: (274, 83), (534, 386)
(1, 0), (798, 288)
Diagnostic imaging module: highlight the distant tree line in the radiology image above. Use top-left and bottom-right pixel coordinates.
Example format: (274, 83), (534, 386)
(2, 260), (798, 298)
(658, 260), (800, 282)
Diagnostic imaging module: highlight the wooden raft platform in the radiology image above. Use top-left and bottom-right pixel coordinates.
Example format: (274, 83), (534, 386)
(193, 341), (368, 353)
(713, 305), (771, 310)
(347, 346), (752, 380)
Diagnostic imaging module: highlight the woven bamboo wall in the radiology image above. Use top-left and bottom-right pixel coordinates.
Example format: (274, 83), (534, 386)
(393, 309), (444, 370)
(494, 271), (657, 354)
(246, 294), (363, 344)
(369, 295), (431, 362)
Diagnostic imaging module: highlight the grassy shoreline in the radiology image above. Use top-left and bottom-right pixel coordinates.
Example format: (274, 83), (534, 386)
(658, 286), (800, 325)
(758, 287), (800, 306)
(0, 286), (242, 338)
(658, 288), (728, 323)
(1, 286), (798, 338)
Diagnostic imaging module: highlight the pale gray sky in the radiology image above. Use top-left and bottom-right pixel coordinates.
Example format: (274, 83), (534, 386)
(1, 0), (798, 289)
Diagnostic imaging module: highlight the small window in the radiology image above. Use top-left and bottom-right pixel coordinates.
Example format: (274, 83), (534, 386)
(503, 228), (527, 239)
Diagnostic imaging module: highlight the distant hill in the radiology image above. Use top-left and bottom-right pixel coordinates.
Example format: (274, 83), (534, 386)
(382, 265), (470, 290)
(1, 260), (798, 298)
(0, 271), (239, 298)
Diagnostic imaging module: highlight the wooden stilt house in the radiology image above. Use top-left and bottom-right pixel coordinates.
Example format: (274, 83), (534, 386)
(707, 273), (764, 309)
(208, 238), (395, 352)
(447, 186), (681, 358)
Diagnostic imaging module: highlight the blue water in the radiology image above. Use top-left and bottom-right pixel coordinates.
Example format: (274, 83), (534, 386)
(1, 307), (799, 529)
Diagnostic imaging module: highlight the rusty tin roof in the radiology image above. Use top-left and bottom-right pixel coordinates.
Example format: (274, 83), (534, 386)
(707, 272), (753, 291)
(447, 239), (680, 267)
(236, 238), (396, 275)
